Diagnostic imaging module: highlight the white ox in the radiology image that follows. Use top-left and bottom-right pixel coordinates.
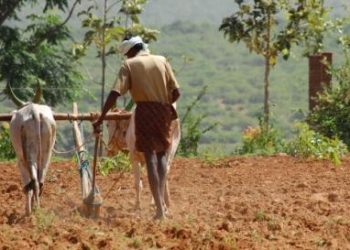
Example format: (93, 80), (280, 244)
(106, 107), (180, 210)
(10, 103), (56, 215)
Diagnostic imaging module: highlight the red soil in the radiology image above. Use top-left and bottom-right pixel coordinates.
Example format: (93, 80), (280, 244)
(1, 156), (350, 249)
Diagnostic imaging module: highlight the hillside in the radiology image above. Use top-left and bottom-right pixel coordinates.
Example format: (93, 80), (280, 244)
(141, 0), (349, 26)
(141, 0), (234, 26)
(1, 0), (350, 154)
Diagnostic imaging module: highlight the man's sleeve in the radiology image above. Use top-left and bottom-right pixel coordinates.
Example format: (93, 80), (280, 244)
(165, 60), (180, 91)
(112, 62), (131, 95)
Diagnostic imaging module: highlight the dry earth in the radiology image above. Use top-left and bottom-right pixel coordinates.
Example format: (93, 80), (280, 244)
(1, 156), (350, 249)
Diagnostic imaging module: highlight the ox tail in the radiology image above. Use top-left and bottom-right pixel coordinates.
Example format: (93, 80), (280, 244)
(33, 110), (42, 182)
(21, 109), (42, 196)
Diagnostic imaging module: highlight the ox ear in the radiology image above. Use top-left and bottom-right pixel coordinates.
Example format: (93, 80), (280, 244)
(7, 83), (25, 108)
(32, 81), (42, 104)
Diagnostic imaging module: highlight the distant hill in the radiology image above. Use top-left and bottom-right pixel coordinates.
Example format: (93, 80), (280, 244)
(141, 0), (234, 26)
(2, 0), (350, 154)
(141, 0), (349, 26)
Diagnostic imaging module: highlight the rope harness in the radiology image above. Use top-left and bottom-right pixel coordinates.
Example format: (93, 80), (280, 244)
(52, 118), (113, 155)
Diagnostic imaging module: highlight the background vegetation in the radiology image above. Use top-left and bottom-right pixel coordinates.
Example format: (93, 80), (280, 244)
(0, 0), (349, 157)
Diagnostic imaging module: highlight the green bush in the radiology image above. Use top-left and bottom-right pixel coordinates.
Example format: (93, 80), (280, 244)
(307, 54), (350, 147)
(0, 123), (16, 160)
(98, 152), (131, 176)
(286, 122), (347, 165)
(178, 114), (217, 157)
(178, 86), (218, 157)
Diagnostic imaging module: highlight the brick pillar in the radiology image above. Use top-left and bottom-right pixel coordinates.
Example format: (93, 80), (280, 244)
(309, 52), (332, 110)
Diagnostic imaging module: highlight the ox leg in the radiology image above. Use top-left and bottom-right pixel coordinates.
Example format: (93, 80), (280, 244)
(132, 157), (142, 210)
(26, 189), (33, 215)
(38, 121), (56, 196)
(18, 160), (34, 215)
(164, 179), (171, 209)
(24, 181), (34, 215)
(144, 151), (166, 220)
(29, 162), (40, 210)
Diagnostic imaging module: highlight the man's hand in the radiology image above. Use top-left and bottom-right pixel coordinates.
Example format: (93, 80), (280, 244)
(92, 91), (120, 135)
(92, 119), (102, 135)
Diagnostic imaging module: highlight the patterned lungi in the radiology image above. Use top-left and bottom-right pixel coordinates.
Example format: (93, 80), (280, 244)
(135, 102), (177, 153)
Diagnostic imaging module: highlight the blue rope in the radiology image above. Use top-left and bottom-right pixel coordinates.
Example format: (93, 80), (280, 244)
(75, 149), (91, 177)
(76, 150), (101, 195)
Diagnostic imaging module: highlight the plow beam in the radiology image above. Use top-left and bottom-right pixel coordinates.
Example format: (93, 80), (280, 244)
(0, 112), (131, 122)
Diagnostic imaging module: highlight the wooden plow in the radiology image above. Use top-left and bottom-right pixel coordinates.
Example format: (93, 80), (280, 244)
(69, 104), (130, 218)
(0, 104), (131, 218)
(70, 103), (100, 218)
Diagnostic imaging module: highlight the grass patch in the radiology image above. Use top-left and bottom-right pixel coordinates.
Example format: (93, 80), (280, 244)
(254, 210), (266, 222)
(33, 207), (56, 232)
(130, 236), (142, 249)
(223, 235), (237, 249)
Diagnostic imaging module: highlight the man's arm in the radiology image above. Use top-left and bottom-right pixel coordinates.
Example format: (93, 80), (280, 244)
(93, 90), (120, 133)
(164, 60), (180, 103)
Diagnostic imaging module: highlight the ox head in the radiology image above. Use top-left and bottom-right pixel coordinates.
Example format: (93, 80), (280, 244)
(7, 82), (42, 108)
(106, 108), (132, 156)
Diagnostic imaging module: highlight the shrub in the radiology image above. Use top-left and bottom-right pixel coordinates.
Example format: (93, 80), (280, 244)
(307, 53), (350, 147)
(286, 122), (347, 165)
(0, 123), (16, 160)
(178, 86), (218, 157)
(98, 152), (131, 176)
(237, 118), (285, 155)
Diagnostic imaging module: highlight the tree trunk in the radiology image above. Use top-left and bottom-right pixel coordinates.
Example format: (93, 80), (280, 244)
(263, 11), (271, 131)
(263, 55), (270, 130)
(99, 0), (108, 156)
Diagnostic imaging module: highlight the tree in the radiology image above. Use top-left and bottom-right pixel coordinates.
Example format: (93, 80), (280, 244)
(74, 0), (158, 155)
(74, 0), (158, 111)
(219, 0), (332, 130)
(283, 0), (342, 57)
(0, 0), (83, 106)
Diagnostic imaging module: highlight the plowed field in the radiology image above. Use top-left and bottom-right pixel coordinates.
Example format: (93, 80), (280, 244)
(1, 156), (350, 249)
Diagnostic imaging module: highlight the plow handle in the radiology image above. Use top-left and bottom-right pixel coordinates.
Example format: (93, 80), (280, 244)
(91, 134), (100, 191)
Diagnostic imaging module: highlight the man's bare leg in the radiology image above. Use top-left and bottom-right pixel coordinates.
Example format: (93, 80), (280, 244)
(156, 152), (167, 210)
(144, 151), (165, 219)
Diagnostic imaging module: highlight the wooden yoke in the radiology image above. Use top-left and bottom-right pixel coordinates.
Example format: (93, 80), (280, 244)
(0, 112), (131, 122)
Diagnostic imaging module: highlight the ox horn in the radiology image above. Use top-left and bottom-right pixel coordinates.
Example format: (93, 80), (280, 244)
(7, 83), (26, 107)
(32, 81), (42, 104)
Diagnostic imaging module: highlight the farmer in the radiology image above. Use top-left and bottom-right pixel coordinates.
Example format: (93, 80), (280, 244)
(93, 36), (180, 220)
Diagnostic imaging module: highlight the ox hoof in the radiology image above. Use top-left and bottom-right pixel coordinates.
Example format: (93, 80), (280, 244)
(153, 214), (166, 221)
(134, 203), (141, 211)
(164, 206), (170, 215)
(153, 211), (167, 221)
